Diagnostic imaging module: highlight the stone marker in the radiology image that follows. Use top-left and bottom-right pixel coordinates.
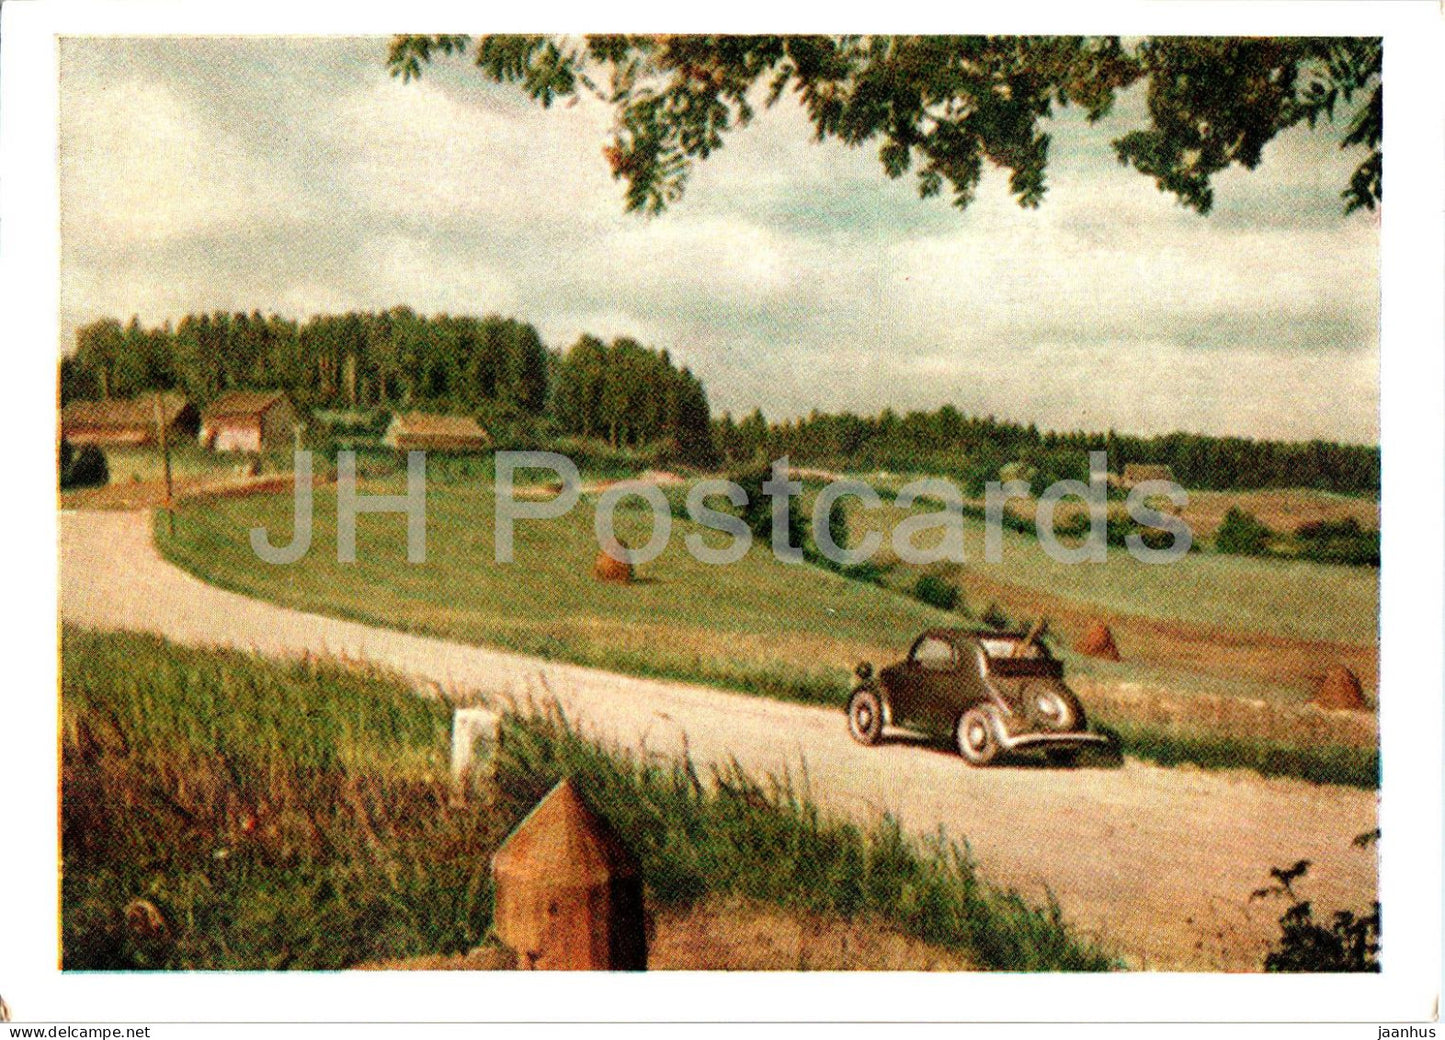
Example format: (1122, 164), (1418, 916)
(451, 707), (500, 787)
(492, 777), (647, 970)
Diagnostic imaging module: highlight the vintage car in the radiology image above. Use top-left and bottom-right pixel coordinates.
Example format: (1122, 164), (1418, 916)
(846, 627), (1113, 765)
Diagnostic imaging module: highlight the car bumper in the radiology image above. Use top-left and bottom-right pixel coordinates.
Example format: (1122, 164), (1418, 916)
(997, 730), (1116, 752)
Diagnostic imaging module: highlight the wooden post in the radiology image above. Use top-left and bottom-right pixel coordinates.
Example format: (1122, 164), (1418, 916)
(154, 391), (175, 537)
(492, 777), (647, 970)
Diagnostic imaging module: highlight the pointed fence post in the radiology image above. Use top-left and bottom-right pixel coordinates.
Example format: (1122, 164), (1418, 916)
(492, 777), (647, 970)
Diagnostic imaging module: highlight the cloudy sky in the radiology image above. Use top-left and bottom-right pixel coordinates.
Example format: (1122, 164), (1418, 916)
(59, 36), (1379, 443)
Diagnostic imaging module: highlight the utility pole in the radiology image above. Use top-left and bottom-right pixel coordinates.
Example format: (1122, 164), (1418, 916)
(154, 391), (175, 537)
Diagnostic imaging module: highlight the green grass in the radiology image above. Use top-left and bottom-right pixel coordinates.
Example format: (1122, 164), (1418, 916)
(846, 497), (1378, 646)
(101, 445), (241, 485)
(151, 476), (1378, 787)
(61, 628), (1116, 971)
(1091, 719), (1378, 789)
(157, 478), (951, 706)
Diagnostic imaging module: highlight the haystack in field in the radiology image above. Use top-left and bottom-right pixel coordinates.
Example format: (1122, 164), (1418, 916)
(593, 540), (634, 584)
(1074, 621), (1120, 661)
(1314, 665), (1368, 711)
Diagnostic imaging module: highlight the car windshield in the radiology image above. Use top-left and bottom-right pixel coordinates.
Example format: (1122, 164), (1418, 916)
(979, 637), (1047, 660)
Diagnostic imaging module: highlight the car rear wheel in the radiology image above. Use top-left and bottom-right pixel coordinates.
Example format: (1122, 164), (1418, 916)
(1027, 683), (1086, 732)
(846, 688), (885, 746)
(957, 706), (1002, 766)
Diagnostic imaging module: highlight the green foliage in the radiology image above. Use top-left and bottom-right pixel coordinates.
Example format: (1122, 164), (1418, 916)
(61, 629), (1117, 972)
(981, 602), (1013, 631)
(1115, 38), (1381, 215)
(61, 444), (109, 489)
(725, 464), (808, 553)
(69, 308), (551, 419)
(1254, 839), (1380, 972)
(913, 574), (960, 612)
(1099, 718), (1378, 790)
(389, 35), (1380, 217)
(1215, 507), (1275, 557)
(551, 335), (717, 466)
(62, 628), (489, 970)
(1295, 517), (1380, 568)
(713, 406), (1380, 498)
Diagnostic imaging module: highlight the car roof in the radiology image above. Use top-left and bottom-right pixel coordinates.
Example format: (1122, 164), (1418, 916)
(918, 627), (1033, 646)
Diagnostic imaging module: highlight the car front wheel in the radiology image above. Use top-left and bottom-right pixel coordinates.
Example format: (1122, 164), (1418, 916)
(957, 706), (1002, 766)
(846, 688), (885, 746)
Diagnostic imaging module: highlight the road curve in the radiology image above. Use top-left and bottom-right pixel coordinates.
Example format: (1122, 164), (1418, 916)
(59, 509), (1377, 970)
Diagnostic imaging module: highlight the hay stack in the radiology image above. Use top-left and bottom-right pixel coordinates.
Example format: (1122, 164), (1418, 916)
(593, 541), (634, 584)
(1314, 665), (1368, 712)
(1074, 621), (1120, 661)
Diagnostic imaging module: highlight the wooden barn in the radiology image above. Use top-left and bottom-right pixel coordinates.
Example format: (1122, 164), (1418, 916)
(383, 412), (491, 453)
(1120, 463), (1176, 488)
(61, 392), (196, 447)
(200, 391), (296, 454)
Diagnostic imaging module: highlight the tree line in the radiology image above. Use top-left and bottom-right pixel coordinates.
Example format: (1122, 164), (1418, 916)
(713, 406), (1380, 497)
(60, 311), (1377, 493)
(550, 335), (715, 464)
(60, 309), (717, 465)
(62, 308), (549, 417)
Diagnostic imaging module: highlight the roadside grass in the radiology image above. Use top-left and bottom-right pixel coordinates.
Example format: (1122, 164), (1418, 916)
(1091, 717), (1378, 789)
(60, 628), (1116, 971)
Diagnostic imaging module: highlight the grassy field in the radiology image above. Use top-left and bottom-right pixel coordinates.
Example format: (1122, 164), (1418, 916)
(62, 628), (1114, 971)
(845, 495), (1377, 646)
(153, 474), (1379, 786)
(158, 477), (950, 704)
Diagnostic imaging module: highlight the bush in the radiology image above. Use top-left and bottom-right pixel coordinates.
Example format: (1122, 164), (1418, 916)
(913, 574), (960, 611)
(61, 444), (109, 490)
(59, 437), (75, 486)
(981, 601), (1013, 630)
(1256, 836), (1380, 972)
(1295, 516), (1380, 567)
(1214, 507), (1274, 556)
(726, 465), (807, 552)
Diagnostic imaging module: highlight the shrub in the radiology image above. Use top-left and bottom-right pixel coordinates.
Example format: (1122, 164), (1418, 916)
(1214, 507), (1274, 556)
(1256, 835), (1380, 972)
(981, 601), (1012, 630)
(1295, 516), (1380, 567)
(913, 574), (960, 611)
(59, 438), (75, 487)
(726, 465), (807, 552)
(62, 444), (109, 489)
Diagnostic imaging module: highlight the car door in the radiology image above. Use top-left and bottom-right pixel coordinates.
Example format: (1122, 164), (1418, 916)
(890, 635), (960, 733)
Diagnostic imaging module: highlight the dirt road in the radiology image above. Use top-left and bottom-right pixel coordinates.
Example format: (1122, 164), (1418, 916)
(58, 509), (1377, 970)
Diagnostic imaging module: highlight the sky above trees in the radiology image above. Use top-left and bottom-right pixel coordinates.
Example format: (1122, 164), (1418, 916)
(58, 36), (1378, 443)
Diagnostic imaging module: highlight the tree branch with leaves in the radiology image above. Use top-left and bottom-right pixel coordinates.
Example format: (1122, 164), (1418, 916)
(387, 34), (1380, 217)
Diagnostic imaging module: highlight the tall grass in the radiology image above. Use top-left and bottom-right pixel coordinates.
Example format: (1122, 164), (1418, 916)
(61, 628), (1116, 971)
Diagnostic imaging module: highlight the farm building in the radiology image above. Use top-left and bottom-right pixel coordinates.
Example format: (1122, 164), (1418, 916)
(1120, 463), (1176, 488)
(200, 391), (297, 453)
(383, 412), (491, 452)
(61, 392), (196, 447)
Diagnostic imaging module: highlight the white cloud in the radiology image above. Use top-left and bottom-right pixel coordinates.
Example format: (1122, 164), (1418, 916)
(57, 37), (1380, 444)
(60, 77), (306, 247)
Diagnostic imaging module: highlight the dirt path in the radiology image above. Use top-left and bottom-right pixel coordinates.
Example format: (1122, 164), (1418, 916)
(58, 510), (1377, 971)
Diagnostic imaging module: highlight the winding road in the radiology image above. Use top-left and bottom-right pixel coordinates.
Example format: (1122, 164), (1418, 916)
(59, 509), (1377, 970)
